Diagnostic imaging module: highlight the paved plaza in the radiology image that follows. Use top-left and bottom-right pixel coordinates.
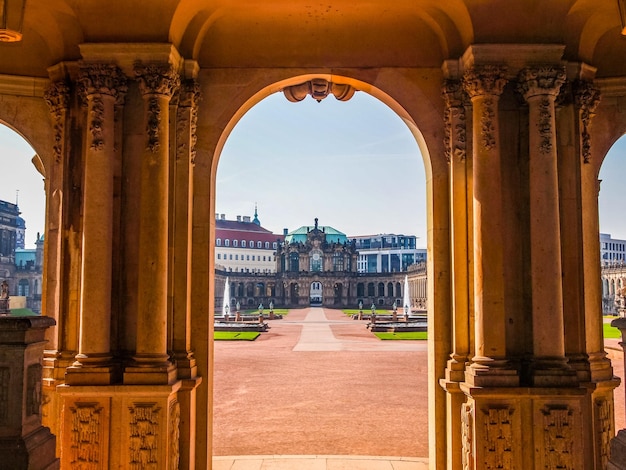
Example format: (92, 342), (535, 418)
(213, 307), (625, 469)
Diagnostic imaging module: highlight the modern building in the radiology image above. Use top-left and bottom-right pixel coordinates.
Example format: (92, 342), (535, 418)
(2, 2), (625, 468)
(600, 232), (626, 264)
(353, 233), (426, 273)
(214, 210), (283, 273)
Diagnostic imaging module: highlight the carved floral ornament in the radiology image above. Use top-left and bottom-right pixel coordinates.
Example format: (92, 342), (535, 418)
(517, 66), (566, 99)
(283, 78), (356, 102)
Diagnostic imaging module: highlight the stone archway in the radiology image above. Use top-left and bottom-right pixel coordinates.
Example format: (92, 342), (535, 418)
(202, 71), (449, 467)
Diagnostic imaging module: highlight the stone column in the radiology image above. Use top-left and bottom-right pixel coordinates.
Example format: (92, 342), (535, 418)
(171, 79), (199, 380)
(66, 64), (127, 385)
(462, 65), (518, 387)
(42, 80), (69, 353)
(171, 79), (202, 470)
(518, 66), (576, 386)
(575, 81), (613, 381)
(124, 63), (179, 385)
(0, 316), (59, 469)
(440, 76), (471, 470)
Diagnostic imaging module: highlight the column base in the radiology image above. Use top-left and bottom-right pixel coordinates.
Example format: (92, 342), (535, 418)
(528, 357), (578, 387)
(57, 381), (183, 469)
(609, 430), (626, 469)
(124, 361), (177, 385)
(0, 426), (59, 470)
(65, 363), (120, 385)
(465, 361), (519, 387)
(459, 384), (592, 469)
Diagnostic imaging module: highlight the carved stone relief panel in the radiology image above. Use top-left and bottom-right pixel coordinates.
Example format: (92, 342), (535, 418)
(69, 402), (104, 468)
(482, 407), (514, 469)
(461, 401), (474, 470)
(542, 406), (574, 470)
(129, 402), (161, 469)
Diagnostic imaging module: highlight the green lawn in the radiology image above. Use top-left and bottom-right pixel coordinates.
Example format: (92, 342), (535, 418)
(343, 309), (393, 316)
(9, 308), (38, 316)
(214, 331), (260, 341)
(374, 331), (428, 340)
(603, 322), (622, 339)
(241, 308), (289, 316)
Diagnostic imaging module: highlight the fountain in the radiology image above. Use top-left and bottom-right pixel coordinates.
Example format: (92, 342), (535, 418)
(222, 276), (230, 319)
(367, 274), (427, 333)
(403, 275), (411, 319)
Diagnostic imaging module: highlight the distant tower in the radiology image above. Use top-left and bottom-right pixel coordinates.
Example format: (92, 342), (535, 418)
(15, 215), (26, 250)
(252, 203), (261, 226)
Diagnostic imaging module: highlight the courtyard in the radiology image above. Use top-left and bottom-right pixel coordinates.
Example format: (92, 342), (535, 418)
(213, 308), (626, 465)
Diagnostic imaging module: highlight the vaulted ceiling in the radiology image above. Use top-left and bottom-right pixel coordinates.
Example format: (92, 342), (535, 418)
(1, 0), (624, 77)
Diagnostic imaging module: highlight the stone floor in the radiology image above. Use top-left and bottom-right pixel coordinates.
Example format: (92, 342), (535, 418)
(212, 455), (429, 469)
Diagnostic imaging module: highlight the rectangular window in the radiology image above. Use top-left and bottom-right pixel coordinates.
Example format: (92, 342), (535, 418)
(217, 254), (221, 259)
(247, 255), (250, 260)
(229, 254), (232, 260)
(235, 255), (238, 260)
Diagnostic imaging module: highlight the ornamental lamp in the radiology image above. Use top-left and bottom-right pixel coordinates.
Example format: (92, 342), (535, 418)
(0, 0), (26, 43)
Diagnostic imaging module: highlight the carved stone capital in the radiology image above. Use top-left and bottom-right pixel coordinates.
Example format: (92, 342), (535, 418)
(573, 80), (601, 113)
(44, 80), (70, 113)
(178, 80), (201, 108)
(462, 65), (507, 98)
(79, 64), (128, 101)
(517, 66), (566, 100)
(135, 64), (180, 98)
(44, 81), (70, 163)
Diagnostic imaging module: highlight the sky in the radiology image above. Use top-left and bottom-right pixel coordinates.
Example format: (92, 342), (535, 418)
(1, 91), (626, 249)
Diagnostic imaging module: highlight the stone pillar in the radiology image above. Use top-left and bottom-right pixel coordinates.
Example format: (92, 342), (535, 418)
(66, 64), (127, 385)
(575, 81), (613, 380)
(609, 317), (626, 469)
(518, 66), (576, 386)
(171, 78), (202, 470)
(171, 79), (199, 380)
(440, 76), (471, 470)
(0, 316), (59, 469)
(462, 65), (518, 387)
(124, 63), (179, 385)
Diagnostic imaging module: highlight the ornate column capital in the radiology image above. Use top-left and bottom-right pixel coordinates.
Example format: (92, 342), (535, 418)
(517, 66), (566, 100)
(462, 65), (507, 98)
(44, 80), (70, 112)
(178, 79), (201, 108)
(44, 81), (71, 163)
(134, 64), (180, 98)
(78, 64), (127, 100)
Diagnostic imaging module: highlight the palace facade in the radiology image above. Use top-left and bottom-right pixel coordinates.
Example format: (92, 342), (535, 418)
(216, 218), (428, 310)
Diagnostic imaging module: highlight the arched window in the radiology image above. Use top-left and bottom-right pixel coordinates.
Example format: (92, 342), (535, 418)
(242, 240), (246, 247)
(265, 241), (269, 248)
(216, 238), (221, 246)
(233, 239), (238, 247)
(332, 253), (344, 271)
(367, 282), (375, 297)
(378, 282), (385, 297)
(310, 250), (322, 272)
(289, 252), (299, 272)
(387, 282), (394, 297)
(257, 241), (262, 248)
(273, 242), (277, 249)
(357, 283), (365, 297)
(18, 279), (29, 296)
(225, 239), (230, 247)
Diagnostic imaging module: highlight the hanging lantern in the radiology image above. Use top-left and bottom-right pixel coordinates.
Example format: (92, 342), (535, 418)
(0, 0), (26, 43)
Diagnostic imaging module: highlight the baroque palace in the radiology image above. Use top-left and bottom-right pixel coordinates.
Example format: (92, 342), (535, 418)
(215, 216), (428, 310)
(0, 1), (626, 469)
